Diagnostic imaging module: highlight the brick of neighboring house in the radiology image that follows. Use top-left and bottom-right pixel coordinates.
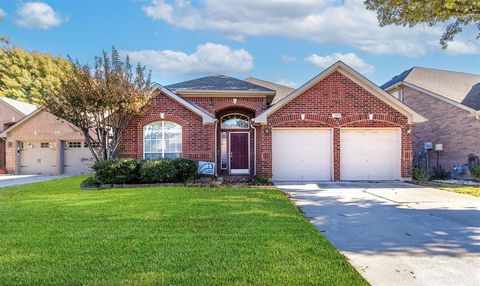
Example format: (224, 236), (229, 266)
(257, 71), (413, 180)
(5, 109), (85, 174)
(402, 86), (480, 175)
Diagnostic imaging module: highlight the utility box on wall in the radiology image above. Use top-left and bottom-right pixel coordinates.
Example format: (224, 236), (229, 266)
(435, 144), (443, 151)
(424, 142), (433, 150)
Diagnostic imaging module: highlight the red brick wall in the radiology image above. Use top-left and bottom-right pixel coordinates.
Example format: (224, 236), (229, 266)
(187, 97), (267, 116)
(119, 93), (269, 167)
(120, 92), (215, 162)
(401, 86), (480, 176)
(257, 71), (412, 180)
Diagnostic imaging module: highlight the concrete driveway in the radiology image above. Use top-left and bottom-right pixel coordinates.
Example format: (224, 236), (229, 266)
(276, 181), (480, 286)
(0, 174), (72, 188)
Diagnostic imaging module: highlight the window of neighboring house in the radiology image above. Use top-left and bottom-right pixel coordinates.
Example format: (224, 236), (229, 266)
(40, 142), (55, 149)
(220, 132), (228, 169)
(144, 121), (182, 159)
(221, 114), (250, 129)
(84, 141), (101, 148)
(66, 142), (82, 148)
(21, 142), (34, 149)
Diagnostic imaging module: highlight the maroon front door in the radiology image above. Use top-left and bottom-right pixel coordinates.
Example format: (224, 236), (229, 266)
(230, 132), (249, 174)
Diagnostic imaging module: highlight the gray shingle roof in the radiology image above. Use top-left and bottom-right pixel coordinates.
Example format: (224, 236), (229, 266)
(166, 75), (276, 93)
(382, 67), (480, 110)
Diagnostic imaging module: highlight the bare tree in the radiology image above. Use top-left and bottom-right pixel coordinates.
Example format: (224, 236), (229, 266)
(42, 47), (153, 161)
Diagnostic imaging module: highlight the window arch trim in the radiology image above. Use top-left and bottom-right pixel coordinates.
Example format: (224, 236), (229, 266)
(220, 113), (250, 129)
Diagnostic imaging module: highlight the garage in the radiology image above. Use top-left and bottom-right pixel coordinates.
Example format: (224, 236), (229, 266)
(19, 142), (57, 175)
(272, 129), (332, 181)
(63, 141), (95, 174)
(340, 129), (401, 180)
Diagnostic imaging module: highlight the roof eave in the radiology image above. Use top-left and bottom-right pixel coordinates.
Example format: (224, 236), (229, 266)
(158, 86), (216, 125)
(174, 89), (276, 96)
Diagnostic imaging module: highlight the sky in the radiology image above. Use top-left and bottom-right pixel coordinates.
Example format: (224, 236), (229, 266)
(0, 0), (479, 87)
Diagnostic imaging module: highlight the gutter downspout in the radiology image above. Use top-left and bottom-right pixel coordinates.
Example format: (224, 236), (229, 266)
(214, 120), (218, 177)
(250, 123), (257, 176)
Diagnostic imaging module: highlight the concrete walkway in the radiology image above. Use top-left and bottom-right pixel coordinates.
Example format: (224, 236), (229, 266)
(276, 181), (480, 286)
(0, 174), (72, 188)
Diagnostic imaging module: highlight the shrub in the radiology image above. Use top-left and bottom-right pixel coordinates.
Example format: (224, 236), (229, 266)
(170, 158), (198, 183)
(430, 166), (451, 180)
(80, 177), (102, 189)
(471, 166), (480, 182)
(139, 159), (176, 183)
(0, 167), (8, 174)
(247, 175), (272, 186)
(411, 167), (429, 182)
(92, 158), (141, 184)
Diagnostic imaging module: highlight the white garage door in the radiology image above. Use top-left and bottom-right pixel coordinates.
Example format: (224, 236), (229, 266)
(340, 129), (401, 180)
(19, 142), (57, 175)
(64, 141), (95, 174)
(272, 129), (332, 181)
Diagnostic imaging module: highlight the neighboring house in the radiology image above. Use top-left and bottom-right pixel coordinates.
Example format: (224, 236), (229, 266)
(120, 61), (425, 181)
(0, 107), (95, 175)
(382, 67), (480, 177)
(0, 97), (37, 168)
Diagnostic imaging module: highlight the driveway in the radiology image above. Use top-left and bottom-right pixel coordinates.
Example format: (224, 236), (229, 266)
(0, 174), (72, 188)
(276, 181), (480, 286)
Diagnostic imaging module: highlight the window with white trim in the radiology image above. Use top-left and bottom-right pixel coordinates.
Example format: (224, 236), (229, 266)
(221, 114), (250, 129)
(144, 121), (182, 159)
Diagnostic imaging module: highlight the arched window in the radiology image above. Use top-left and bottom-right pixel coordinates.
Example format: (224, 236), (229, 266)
(221, 114), (250, 129)
(143, 121), (182, 159)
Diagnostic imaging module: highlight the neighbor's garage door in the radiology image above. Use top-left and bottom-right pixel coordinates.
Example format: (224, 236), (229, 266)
(64, 141), (95, 174)
(272, 129), (332, 181)
(19, 142), (57, 175)
(340, 129), (400, 180)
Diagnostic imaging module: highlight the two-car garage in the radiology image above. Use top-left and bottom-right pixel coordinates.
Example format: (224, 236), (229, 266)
(272, 128), (401, 182)
(18, 141), (95, 175)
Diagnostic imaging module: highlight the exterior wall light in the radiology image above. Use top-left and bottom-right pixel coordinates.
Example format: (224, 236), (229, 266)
(233, 98), (238, 104)
(368, 113), (374, 120)
(301, 114), (305, 120)
(160, 113), (165, 119)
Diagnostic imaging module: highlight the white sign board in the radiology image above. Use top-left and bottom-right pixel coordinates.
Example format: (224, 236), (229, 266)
(198, 161), (215, 175)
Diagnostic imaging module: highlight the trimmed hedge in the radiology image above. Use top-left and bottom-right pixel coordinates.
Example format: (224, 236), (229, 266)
(92, 158), (198, 185)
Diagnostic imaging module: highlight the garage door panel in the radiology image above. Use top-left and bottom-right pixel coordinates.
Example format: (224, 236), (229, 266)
(340, 129), (400, 181)
(273, 129), (332, 181)
(20, 142), (57, 175)
(64, 141), (95, 174)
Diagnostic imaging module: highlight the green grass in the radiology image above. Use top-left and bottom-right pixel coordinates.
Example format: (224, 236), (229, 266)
(0, 176), (366, 285)
(428, 183), (480, 198)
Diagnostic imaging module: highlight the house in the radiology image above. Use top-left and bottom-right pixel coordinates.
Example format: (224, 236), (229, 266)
(382, 67), (480, 177)
(120, 61), (425, 181)
(0, 97), (38, 168)
(0, 107), (95, 175)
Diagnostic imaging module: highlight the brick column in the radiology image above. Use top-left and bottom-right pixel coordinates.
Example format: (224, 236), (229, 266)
(333, 128), (340, 181)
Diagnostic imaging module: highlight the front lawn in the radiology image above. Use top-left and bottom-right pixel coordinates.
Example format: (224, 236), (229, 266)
(426, 183), (480, 198)
(0, 176), (366, 285)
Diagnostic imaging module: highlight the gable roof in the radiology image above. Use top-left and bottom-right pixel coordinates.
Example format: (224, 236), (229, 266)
(156, 84), (216, 124)
(0, 97), (37, 116)
(166, 75), (276, 95)
(0, 107), (46, 137)
(382, 67), (480, 110)
(254, 61), (426, 124)
(244, 77), (295, 104)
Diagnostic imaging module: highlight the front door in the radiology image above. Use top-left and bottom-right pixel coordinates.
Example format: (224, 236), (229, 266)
(229, 132), (249, 174)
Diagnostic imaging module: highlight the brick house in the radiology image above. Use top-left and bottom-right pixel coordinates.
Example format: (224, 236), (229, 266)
(0, 97), (37, 168)
(0, 107), (95, 175)
(382, 67), (480, 178)
(120, 61), (425, 181)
